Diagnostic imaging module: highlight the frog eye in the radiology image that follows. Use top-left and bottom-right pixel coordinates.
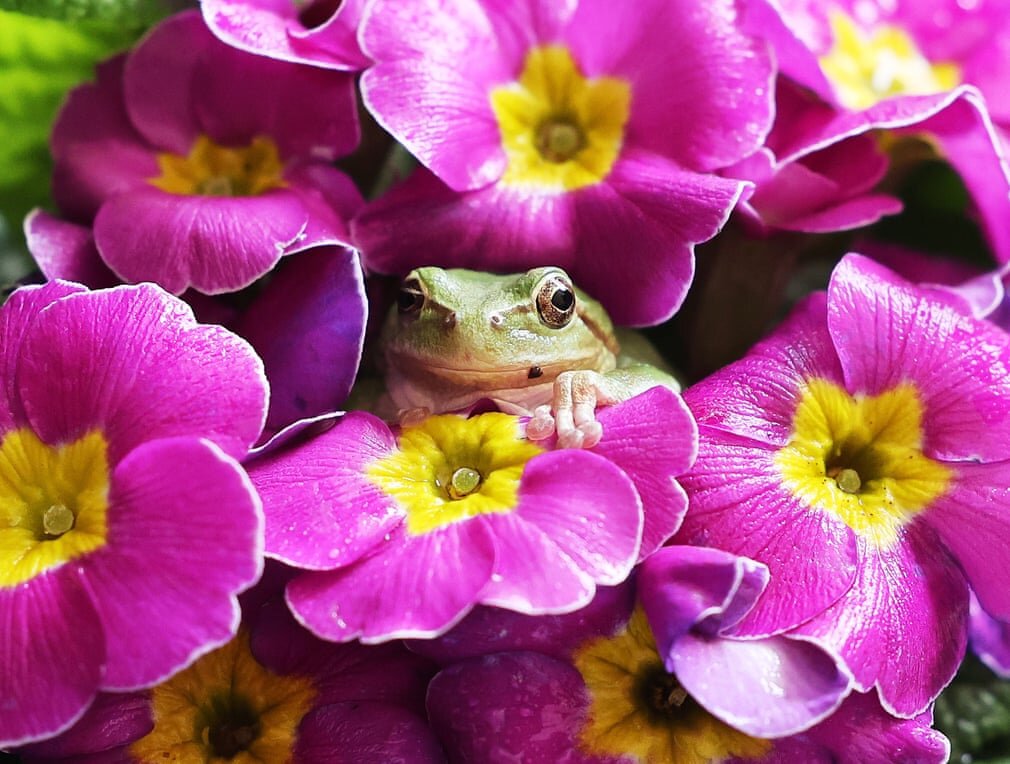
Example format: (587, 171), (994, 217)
(534, 273), (576, 328)
(397, 278), (425, 315)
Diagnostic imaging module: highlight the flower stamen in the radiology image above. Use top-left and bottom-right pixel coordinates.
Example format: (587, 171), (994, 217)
(447, 467), (482, 499)
(42, 504), (75, 538)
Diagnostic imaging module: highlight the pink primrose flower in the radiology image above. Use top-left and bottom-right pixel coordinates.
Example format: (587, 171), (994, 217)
(678, 252), (1010, 716)
(0, 281), (268, 747)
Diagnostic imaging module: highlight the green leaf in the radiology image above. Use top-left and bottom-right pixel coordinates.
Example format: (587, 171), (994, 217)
(0, 0), (182, 24)
(0, 9), (147, 259)
(936, 653), (1010, 762)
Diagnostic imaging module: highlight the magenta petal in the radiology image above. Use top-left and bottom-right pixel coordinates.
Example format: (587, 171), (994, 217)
(287, 520), (497, 642)
(122, 12), (211, 153)
(793, 528), (968, 718)
(248, 412), (403, 570)
(0, 281), (86, 432)
(592, 387), (697, 558)
(86, 437), (261, 689)
(202, 0), (370, 71)
(0, 570), (104, 748)
(925, 460), (1010, 621)
(970, 593), (1010, 676)
(827, 253), (1010, 463)
(672, 634), (848, 737)
(677, 428), (858, 637)
(567, 0), (774, 172)
(639, 545), (769, 642)
(18, 692), (151, 759)
(296, 702), (444, 763)
(235, 247), (366, 431)
(427, 653), (589, 763)
(411, 583), (635, 664)
(23, 211), (118, 288)
(194, 45), (359, 161)
(684, 293), (844, 447)
(17, 285), (267, 463)
(93, 188), (312, 295)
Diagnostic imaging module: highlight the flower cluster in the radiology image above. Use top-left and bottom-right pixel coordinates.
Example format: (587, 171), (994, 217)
(7, 0), (1010, 760)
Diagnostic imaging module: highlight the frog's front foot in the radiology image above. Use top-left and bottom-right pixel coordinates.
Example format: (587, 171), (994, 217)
(526, 370), (615, 449)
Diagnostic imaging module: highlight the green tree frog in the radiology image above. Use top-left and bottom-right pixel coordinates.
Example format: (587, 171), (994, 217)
(378, 266), (680, 448)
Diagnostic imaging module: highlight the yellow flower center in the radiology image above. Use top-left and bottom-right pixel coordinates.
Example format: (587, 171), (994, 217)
(490, 45), (631, 192)
(367, 412), (544, 535)
(149, 135), (287, 197)
(775, 378), (951, 548)
(129, 631), (317, 764)
(574, 608), (771, 764)
(0, 428), (109, 587)
(819, 10), (961, 110)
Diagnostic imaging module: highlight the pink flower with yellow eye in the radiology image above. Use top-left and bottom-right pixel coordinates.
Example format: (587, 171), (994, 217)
(47, 10), (360, 295)
(352, 0), (775, 326)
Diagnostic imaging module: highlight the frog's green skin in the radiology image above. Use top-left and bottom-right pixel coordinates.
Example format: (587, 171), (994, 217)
(378, 266), (678, 423)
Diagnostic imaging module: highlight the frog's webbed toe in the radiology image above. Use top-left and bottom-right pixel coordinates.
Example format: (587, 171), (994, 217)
(535, 370), (617, 449)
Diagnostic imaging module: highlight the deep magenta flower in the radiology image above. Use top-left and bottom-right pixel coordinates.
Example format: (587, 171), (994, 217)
(248, 388), (693, 641)
(678, 252), (1010, 716)
(0, 281), (267, 747)
(202, 0), (370, 70)
(352, 0), (774, 325)
(422, 547), (943, 762)
(48, 10), (360, 295)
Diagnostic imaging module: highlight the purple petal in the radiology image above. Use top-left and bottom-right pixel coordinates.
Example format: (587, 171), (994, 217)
(18, 692), (151, 759)
(426, 653), (589, 763)
(677, 427), (858, 637)
(51, 56), (158, 221)
(202, 0), (370, 71)
(684, 293), (844, 447)
(235, 246), (366, 431)
(672, 633), (848, 737)
(0, 570), (104, 748)
(925, 459), (1010, 621)
(248, 412), (403, 570)
(122, 12), (211, 153)
(969, 592), (1010, 676)
(17, 285), (268, 463)
(23, 211), (118, 288)
(792, 527), (968, 717)
(85, 437), (262, 689)
(93, 188), (313, 295)
(410, 583), (635, 664)
(0, 281), (86, 432)
(566, 0), (774, 171)
(287, 520), (497, 641)
(639, 545), (769, 643)
(592, 387), (697, 558)
(296, 702), (445, 763)
(827, 253), (1010, 463)
(193, 43), (359, 161)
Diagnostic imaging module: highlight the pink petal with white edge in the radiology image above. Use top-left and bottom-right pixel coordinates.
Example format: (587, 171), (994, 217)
(677, 428), (858, 637)
(249, 412), (404, 570)
(792, 527), (968, 718)
(85, 437), (262, 690)
(0, 570), (104, 748)
(122, 11), (212, 153)
(827, 253), (1010, 463)
(0, 281), (86, 433)
(672, 633), (849, 737)
(287, 520), (497, 642)
(50, 56), (158, 221)
(93, 188), (313, 295)
(296, 702), (445, 763)
(684, 293), (844, 449)
(17, 285), (267, 464)
(202, 0), (370, 71)
(925, 459), (1010, 622)
(566, 0), (774, 172)
(23, 211), (118, 288)
(591, 387), (697, 558)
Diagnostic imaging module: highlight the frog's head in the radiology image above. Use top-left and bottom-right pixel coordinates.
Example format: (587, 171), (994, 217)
(380, 266), (620, 393)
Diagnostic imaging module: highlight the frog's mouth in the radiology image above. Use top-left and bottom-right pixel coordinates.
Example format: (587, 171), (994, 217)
(386, 349), (610, 390)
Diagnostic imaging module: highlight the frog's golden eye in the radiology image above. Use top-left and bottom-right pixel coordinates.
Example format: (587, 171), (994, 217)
(535, 273), (576, 328)
(397, 278), (425, 315)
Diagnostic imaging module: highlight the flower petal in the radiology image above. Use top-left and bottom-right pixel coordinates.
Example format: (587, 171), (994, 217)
(23, 211), (117, 288)
(296, 702), (445, 763)
(18, 691), (151, 759)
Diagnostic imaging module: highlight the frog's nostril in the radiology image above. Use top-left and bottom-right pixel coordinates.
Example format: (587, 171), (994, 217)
(445, 311), (457, 329)
(490, 312), (504, 327)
